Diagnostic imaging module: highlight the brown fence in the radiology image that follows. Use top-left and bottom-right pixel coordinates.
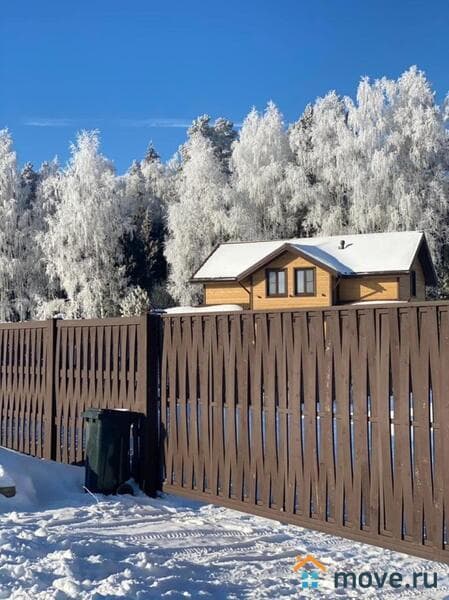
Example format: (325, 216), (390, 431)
(0, 314), (160, 493)
(1, 304), (449, 563)
(0, 321), (51, 459)
(160, 303), (449, 563)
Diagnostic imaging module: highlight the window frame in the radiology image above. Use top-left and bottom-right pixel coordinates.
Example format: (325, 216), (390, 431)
(265, 268), (288, 298)
(294, 267), (316, 297)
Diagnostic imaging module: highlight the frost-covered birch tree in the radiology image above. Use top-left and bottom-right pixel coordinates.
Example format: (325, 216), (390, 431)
(229, 102), (297, 240)
(288, 67), (449, 287)
(165, 132), (231, 304)
(346, 67), (449, 272)
(0, 136), (62, 321)
(41, 131), (130, 318)
(288, 92), (352, 235)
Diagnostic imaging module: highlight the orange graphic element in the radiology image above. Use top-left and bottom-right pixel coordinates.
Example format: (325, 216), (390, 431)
(293, 554), (327, 573)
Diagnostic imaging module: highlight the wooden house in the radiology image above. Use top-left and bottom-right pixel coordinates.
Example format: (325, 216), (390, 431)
(190, 231), (437, 310)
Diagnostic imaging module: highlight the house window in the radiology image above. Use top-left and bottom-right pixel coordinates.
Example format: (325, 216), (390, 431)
(410, 270), (417, 297)
(266, 269), (287, 297)
(295, 268), (316, 296)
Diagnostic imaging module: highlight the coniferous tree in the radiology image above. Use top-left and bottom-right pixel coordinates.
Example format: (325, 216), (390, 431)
(16, 162), (48, 319)
(181, 115), (237, 170)
(122, 149), (168, 306)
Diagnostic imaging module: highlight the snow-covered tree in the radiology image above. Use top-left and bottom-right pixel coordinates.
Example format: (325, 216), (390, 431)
(345, 67), (449, 244)
(41, 131), (130, 318)
(0, 140), (64, 321)
(229, 102), (297, 240)
(15, 162), (47, 320)
(122, 148), (168, 303)
(0, 130), (24, 320)
(36, 159), (62, 217)
(288, 67), (449, 290)
(32, 159), (64, 316)
(182, 115), (237, 169)
(20, 162), (39, 209)
(119, 286), (151, 316)
(289, 92), (352, 235)
(165, 132), (231, 304)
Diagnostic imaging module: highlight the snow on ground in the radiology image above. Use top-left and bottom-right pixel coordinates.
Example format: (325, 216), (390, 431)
(0, 449), (447, 599)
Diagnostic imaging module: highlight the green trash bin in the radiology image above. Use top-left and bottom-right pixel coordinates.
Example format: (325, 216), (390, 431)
(82, 408), (142, 494)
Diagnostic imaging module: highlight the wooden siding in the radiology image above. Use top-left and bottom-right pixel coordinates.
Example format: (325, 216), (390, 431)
(338, 275), (400, 302)
(399, 257), (426, 301)
(202, 251), (428, 308)
(415, 259), (426, 298)
(251, 252), (332, 309)
(204, 280), (250, 307)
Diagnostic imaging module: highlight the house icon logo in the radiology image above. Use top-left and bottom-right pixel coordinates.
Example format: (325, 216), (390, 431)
(293, 554), (327, 589)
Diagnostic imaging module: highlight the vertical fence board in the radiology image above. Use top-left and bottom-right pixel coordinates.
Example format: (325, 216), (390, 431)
(438, 307), (449, 552)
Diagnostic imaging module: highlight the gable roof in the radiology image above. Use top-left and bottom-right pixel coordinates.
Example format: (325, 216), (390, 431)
(191, 231), (438, 286)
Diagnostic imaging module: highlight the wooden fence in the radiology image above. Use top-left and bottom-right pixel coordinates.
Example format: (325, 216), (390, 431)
(1, 303), (449, 562)
(160, 303), (449, 563)
(0, 314), (160, 493)
(0, 321), (51, 459)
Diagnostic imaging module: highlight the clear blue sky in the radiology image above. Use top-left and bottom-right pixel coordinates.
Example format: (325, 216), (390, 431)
(1, 0), (448, 173)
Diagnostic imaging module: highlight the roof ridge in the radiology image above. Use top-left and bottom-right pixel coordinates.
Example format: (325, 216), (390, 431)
(218, 230), (424, 246)
(218, 239), (285, 245)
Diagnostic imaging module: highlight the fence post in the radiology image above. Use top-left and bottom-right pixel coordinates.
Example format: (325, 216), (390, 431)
(137, 312), (162, 495)
(147, 313), (162, 495)
(44, 318), (57, 460)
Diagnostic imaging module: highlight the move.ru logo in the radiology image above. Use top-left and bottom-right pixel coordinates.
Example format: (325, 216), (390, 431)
(293, 555), (327, 589)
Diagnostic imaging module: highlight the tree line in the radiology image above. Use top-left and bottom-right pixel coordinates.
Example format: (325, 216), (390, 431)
(1, 66), (448, 320)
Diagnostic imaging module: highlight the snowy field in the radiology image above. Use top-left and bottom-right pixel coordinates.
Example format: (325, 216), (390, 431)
(0, 449), (447, 599)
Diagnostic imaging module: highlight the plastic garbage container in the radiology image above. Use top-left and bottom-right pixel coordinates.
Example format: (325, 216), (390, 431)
(82, 408), (142, 494)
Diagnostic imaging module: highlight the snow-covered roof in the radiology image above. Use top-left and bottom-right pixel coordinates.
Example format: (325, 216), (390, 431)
(164, 304), (243, 314)
(192, 231), (437, 284)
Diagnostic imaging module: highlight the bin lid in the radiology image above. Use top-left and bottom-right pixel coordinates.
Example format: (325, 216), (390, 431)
(81, 408), (142, 421)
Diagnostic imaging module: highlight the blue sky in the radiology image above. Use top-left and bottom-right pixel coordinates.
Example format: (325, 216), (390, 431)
(1, 0), (448, 173)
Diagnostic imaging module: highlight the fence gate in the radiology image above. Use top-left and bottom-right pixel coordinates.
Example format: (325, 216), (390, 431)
(160, 305), (449, 563)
